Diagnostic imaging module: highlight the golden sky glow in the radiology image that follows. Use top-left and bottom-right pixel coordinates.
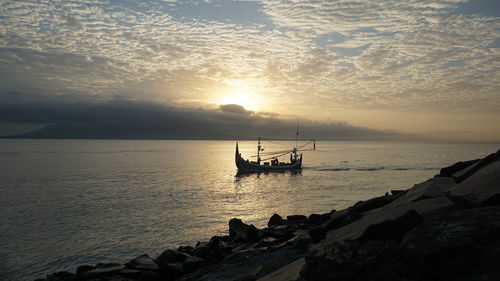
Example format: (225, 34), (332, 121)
(0, 0), (499, 141)
(216, 80), (263, 111)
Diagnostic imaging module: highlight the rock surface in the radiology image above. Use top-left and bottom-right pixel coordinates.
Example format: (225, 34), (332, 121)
(36, 149), (500, 281)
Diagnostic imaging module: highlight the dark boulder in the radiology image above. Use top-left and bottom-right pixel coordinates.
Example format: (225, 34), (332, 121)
(229, 218), (259, 242)
(117, 268), (143, 279)
(324, 210), (361, 231)
(160, 263), (184, 281)
(286, 215), (307, 225)
(453, 150), (500, 183)
(307, 213), (331, 225)
(137, 270), (164, 281)
(446, 158), (500, 208)
(255, 236), (280, 248)
(79, 263), (124, 280)
(440, 159), (480, 177)
(126, 254), (159, 271)
(482, 193), (500, 207)
(412, 194), (433, 202)
(76, 265), (94, 279)
(391, 189), (407, 196)
(192, 241), (225, 262)
(268, 213), (285, 227)
(207, 235), (230, 247)
(301, 240), (418, 281)
(358, 209), (424, 242)
(309, 225), (326, 243)
(262, 225), (295, 240)
(181, 255), (204, 273)
(156, 249), (190, 268)
(349, 193), (403, 214)
(46, 271), (77, 281)
(177, 245), (193, 254)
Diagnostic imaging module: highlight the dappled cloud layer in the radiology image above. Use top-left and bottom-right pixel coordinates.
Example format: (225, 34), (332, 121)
(0, 0), (499, 140)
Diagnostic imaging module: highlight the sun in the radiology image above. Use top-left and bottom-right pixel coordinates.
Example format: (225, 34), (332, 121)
(221, 90), (259, 111)
(219, 80), (261, 111)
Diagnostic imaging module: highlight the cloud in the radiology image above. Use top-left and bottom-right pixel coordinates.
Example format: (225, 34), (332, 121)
(0, 0), (498, 139)
(219, 104), (251, 115)
(60, 13), (85, 30)
(0, 92), (410, 140)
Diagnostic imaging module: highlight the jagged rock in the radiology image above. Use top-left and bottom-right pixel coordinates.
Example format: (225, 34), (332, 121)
(229, 218), (259, 242)
(160, 262), (183, 281)
(400, 206), (500, 281)
(256, 258), (304, 281)
(116, 268), (143, 279)
(324, 209), (361, 231)
(192, 241), (225, 263)
(284, 229), (311, 250)
(46, 271), (77, 281)
(79, 263), (124, 280)
(192, 242), (210, 257)
(254, 250), (305, 279)
(224, 248), (269, 264)
(156, 249), (190, 268)
(182, 255), (204, 273)
(391, 189), (407, 196)
(301, 240), (416, 281)
(358, 209), (424, 242)
(306, 209), (362, 244)
(348, 193), (402, 214)
(76, 265), (94, 279)
(255, 237), (280, 248)
(402, 206), (500, 254)
(447, 159), (500, 208)
(412, 193), (433, 202)
(125, 254), (159, 271)
(308, 225), (326, 243)
(440, 159), (480, 177)
(207, 235), (230, 248)
(454, 150), (500, 183)
(389, 176), (457, 207)
(320, 196), (453, 245)
(137, 270), (164, 281)
(286, 215), (307, 225)
(268, 214), (285, 227)
(190, 247), (304, 281)
(177, 245), (194, 254)
(262, 225), (295, 241)
(307, 213), (331, 225)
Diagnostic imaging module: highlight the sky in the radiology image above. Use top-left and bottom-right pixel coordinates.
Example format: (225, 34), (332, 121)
(0, 0), (499, 141)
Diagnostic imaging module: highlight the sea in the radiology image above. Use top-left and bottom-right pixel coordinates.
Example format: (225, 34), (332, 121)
(0, 139), (498, 280)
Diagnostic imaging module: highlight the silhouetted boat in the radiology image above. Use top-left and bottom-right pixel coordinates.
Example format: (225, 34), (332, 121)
(235, 137), (314, 173)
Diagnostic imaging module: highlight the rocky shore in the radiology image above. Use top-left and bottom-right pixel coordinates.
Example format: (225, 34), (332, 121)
(37, 149), (500, 281)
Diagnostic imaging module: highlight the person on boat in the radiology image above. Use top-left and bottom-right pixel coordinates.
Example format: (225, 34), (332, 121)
(271, 157), (279, 166)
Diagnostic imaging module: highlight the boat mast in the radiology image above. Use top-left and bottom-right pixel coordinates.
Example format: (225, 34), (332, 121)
(257, 137), (261, 164)
(294, 120), (299, 161)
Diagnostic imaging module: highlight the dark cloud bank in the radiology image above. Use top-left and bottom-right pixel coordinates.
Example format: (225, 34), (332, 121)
(0, 92), (411, 141)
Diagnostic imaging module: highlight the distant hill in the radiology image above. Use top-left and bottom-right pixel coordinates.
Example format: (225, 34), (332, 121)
(1, 98), (412, 141)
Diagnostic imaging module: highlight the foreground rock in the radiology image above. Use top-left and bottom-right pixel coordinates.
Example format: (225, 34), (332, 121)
(37, 149), (500, 281)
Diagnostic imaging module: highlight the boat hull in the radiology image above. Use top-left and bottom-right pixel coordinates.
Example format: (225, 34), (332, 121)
(235, 143), (302, 173)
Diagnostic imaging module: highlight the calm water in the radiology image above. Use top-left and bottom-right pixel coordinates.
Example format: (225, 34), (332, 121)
(0, 139), (498, 280)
